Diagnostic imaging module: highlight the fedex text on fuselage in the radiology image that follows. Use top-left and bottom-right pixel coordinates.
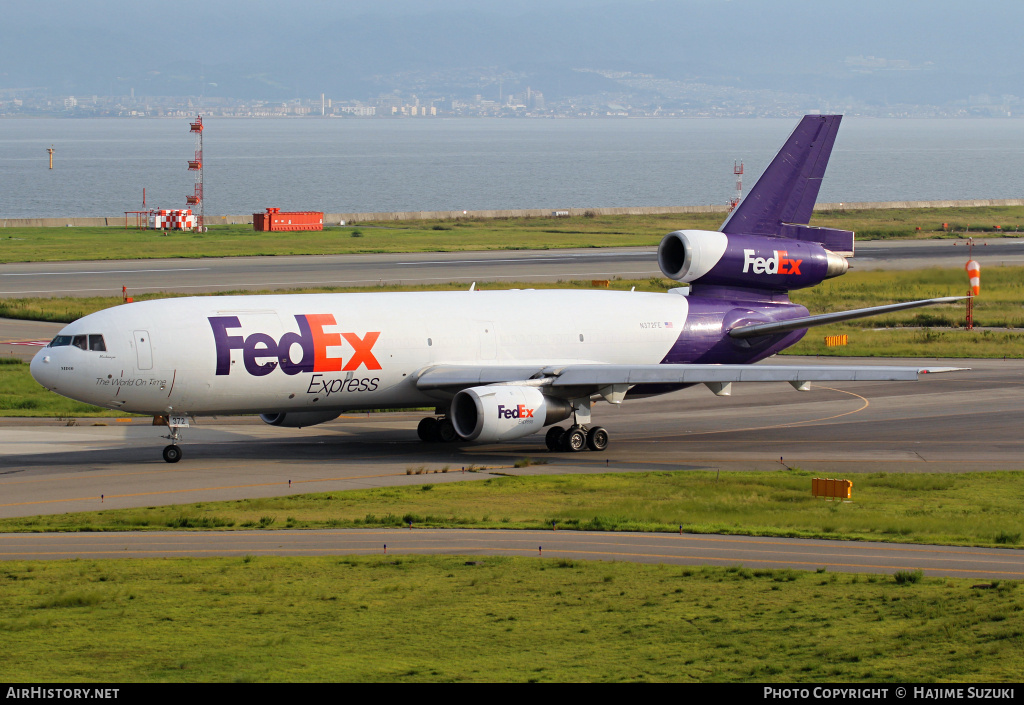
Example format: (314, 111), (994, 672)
(742, 249), (803, 276)
(209, 314), (381, 377)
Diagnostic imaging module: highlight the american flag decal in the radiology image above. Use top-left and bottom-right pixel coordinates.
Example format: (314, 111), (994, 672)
(665, 322), (674, 328)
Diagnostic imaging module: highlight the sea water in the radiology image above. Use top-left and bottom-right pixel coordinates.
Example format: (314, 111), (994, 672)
(1, 118), (1022, 219)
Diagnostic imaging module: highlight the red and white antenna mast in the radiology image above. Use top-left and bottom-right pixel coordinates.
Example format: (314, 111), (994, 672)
(187, 115), (204, 231)
(730, 160), (743, 210)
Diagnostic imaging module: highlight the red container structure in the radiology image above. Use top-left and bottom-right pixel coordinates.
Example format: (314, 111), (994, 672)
(253, 208), (324, 232)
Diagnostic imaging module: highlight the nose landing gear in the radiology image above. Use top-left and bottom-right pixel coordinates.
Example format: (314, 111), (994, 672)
(160, 414), (189, 463)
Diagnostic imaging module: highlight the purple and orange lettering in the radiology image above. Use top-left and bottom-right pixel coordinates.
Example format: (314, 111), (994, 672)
(306, 314), (343, 372)
(341, 331), (382, 371)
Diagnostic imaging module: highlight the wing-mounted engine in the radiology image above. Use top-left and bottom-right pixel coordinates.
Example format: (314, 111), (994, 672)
(450, 385), (571, 443)
(260, 410), (342, 428)
(657, 230), (849, 293)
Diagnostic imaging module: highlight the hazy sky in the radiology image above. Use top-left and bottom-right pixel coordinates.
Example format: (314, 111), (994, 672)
(3, 1), (1022, 103)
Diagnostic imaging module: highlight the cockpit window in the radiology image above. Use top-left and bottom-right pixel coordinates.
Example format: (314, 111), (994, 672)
(48, 334), (106, 351)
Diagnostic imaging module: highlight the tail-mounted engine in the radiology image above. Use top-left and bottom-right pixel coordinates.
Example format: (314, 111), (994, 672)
(450, 385), (571, 443)
(658, 230), (849, 293)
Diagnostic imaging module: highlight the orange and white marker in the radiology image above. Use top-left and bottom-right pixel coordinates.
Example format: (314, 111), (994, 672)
(966, 260), (981, 296)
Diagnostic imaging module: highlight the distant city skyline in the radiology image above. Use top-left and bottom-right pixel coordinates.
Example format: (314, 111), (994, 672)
(4, 83), (1018, 120)
(3, 1), (1023, 117)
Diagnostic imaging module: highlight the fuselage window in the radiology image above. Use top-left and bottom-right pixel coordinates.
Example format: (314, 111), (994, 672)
(49, 335), (72, 347)
(72, 335), (88, 350)
(89, 335), (106, 352)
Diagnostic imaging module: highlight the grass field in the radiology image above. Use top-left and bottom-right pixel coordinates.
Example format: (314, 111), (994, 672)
(807, 205), (1024, 240)
(3, 205), (1024, 264)
(2, 215), (702, 263)
(0, 556), (1020, 682)
(0, 276), (675, 324)
(0, 358), (119, 417)
(790, 266), (1024, 357)
(4, 471), (1023, 549)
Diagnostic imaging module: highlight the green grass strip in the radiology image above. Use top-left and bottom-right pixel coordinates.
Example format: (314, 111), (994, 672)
(0, 555), (1020, 682)
(0, 276), (675, 324)
(5, 470), (1023, 549)
(0, 360), (120, 417)
(3, 205), (1024, 263)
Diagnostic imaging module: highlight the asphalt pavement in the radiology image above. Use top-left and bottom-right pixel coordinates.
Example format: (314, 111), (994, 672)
(2, 239), (1021, 299)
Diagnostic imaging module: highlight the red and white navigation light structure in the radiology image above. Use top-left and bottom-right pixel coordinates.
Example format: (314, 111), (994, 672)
(729, 161), (744, 211)
(187, 115), (204, 232)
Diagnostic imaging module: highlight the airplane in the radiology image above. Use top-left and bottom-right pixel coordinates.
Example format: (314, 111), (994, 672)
(30, 115), (964, 463)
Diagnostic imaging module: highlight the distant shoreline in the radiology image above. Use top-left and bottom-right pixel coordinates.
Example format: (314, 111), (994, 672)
(3, 115), (1024, 121)
(4, 198), (1024, 228)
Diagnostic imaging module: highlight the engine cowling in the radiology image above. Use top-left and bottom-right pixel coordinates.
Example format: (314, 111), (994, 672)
(259, 410), (342, 428)
(450, 385), (571, 443)
(658, 229), (848, 292)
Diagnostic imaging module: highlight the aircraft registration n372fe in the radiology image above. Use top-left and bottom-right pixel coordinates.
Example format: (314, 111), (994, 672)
(31, 115), (964, 463)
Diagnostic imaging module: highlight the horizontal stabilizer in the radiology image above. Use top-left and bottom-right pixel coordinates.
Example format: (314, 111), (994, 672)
(728, 296), (966, 339)
(778, 224), (855, 256)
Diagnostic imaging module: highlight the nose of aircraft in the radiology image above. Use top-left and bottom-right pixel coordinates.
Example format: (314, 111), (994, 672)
(30, 346), (58, 390)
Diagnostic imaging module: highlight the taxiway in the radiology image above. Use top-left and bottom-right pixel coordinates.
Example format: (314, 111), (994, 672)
(0, 357), (1018, 521)
(1, 239), (1021, 298)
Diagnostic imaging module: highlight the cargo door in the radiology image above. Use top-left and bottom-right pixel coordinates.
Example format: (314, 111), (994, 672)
(134, 330), (153, 370)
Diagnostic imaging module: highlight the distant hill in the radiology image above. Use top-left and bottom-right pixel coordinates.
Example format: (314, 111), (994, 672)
(2, 0), (1021, 107)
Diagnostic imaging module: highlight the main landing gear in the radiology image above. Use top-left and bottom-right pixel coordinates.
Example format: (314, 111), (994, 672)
(545, 425), (609, 453)
(414, 410), (610, 453)
(417, 416), (460, 443)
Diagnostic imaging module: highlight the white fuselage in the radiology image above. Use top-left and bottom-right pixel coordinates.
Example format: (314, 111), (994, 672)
(31, 289), (689, 416)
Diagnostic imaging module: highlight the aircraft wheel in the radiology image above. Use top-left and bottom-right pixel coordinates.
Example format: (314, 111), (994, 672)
(417, 417), (437, 442)
(162, 444), (182, 463)
(561, 427), (586, 453)
(435, 418), (458, 443)
(545, 426), (564, 452)
(586, 426), (609, 452)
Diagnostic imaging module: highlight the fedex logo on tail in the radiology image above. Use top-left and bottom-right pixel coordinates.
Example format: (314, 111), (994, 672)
(209, 315), (381, 377)
(498, 404), (535, 420)
(742, 249), (802, 276)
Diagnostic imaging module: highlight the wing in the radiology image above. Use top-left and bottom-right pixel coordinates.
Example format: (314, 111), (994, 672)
(414, 362), (967, 400)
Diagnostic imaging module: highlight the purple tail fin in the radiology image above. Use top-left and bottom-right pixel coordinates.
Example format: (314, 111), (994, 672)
(720, 115), (853, 255)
